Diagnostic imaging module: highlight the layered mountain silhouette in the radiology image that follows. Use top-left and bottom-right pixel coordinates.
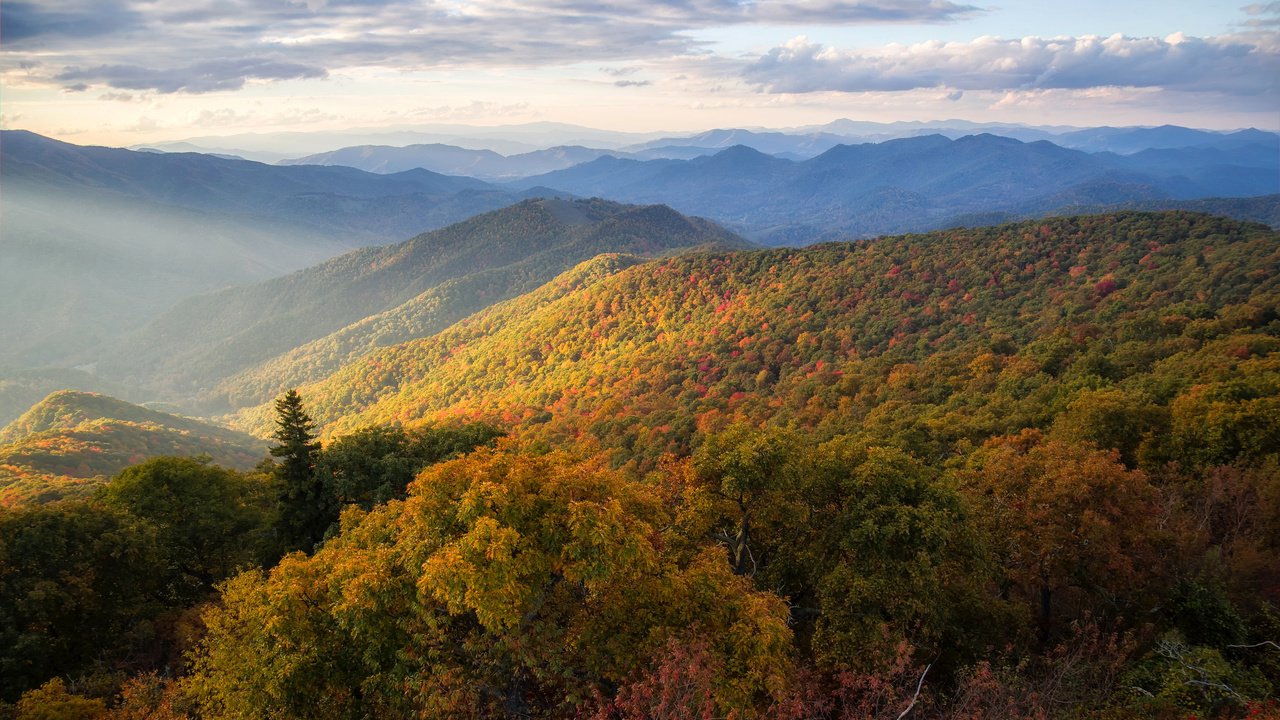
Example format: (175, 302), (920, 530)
(0, 130), (550, 365)
(512, 134), (1279, 243)
(281, 144), (621, 180)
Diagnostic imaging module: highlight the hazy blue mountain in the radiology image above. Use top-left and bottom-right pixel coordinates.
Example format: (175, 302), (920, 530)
(624, 121), (1277, 157)
(139, 122), (674, 158)
(627, 145), (725, 160)
(621, 128), (854, 159)
(1053, 125), (1280, 154)
(1, 130), (517, 240)
(804, 118), (1069, 141)
(0, 130), (554, 365)
(282, 143), (619, 180)
(87, 198), (749, 408)
(513, 133), (1279, 244)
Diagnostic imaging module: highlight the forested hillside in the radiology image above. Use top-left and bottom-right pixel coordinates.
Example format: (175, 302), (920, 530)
(92, 199), (747, 409)
(241, 212), (1278, 463)
(0, 392), (265, 505)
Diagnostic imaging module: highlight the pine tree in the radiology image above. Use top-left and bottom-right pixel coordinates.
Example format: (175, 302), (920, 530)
(269, 389), (328, 553)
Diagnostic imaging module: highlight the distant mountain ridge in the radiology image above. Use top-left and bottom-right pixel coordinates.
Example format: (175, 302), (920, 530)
(281, 144), (621, 180)
(2, 130), (517, 241)
(145, 120), (1277, 162)
(1053, 125), (1280, 155)
(512, 134), (1279, 244)
(279, 125), (1280, 179)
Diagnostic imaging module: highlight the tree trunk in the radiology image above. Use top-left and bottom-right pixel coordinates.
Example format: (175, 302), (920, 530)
(731, 512), (751, 575)
(1038, 583), (1052, 642)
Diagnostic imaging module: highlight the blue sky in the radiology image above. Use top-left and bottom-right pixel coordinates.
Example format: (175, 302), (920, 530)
(693, 0), (1246, 52)
(1, 0), (1275, 145)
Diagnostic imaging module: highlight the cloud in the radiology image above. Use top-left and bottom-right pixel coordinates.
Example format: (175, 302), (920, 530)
(1241, 1), (1280, 27)
(98, 91), (139, 102)
(745, 0), (981, 23)
(614, 79), (652, 87)
(744, 32), (1280, 96)
(0, 0), (980, 94)
(55, 58), (328, 94)
(0, 1), (142, 42)
(401, 100), (533, 121)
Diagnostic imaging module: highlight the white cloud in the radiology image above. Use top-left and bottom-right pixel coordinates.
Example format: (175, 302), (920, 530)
(744, 32), (1280, 97)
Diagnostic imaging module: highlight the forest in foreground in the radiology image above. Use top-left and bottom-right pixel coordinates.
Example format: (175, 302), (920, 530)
(1, 211), (1277, 719)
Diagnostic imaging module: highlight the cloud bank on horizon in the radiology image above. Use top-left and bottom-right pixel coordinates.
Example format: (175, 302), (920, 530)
(0, 0), (1276, 142)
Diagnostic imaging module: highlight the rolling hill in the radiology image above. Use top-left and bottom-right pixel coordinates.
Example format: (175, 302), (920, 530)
(227, 212), (1279, 470)
(0, 367), (145, 428)
(0, 391), (266, 506)
(89, 199), (749, 409)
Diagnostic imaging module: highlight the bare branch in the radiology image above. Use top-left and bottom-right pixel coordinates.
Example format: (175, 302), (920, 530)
(896, 662), (932, 720)
(1227, 640), (1279, 651)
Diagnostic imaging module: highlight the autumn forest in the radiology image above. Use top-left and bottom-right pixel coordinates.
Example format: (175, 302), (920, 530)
(2, 203), (1277, 719)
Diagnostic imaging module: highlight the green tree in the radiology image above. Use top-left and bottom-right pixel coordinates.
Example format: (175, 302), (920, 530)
(0, 502), (163, 701)
(100, 456), (274, 602)
(269, 390), (326, 553)
(315, 423), (503, 520)
(14, 678), (106, 720)
(690, 424), (799, 576)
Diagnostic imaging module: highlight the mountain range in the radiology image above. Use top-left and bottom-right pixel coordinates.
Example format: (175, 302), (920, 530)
(8, 62), (1280, 719)
(2, 125), (1275, 414)
(272, 124), (1280, 180)
(510, 134), (1279, 243)
(0, 130), (551, 365)
(139, 119), (1278, 161)
(279, 144), (624, 181)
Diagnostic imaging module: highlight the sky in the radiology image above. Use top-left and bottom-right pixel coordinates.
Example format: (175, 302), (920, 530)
(1, 0), (1278, 147)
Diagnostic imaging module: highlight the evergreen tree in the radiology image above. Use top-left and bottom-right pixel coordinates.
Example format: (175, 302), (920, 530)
(269, 389), (327, 553)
